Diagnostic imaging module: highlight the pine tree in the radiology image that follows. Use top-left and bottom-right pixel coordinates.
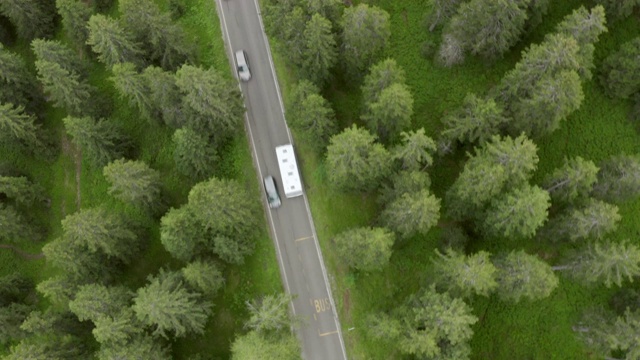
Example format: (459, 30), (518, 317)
(494, 250), (558, 302)
(0, 0), (55, 40)
(301, 14), (337, 86)
(61, 207), (140, 263)
(188, 177), (258, 241)
(543, 156), (598, 204)
(326, 124), (393, 192)
(432, 248), (497, 297)
(381, 189), (441, 239)
(340, 4), (391, 79)
(0, 102), (41, 149)
(378, 170), (431, 207)
(393, 128), (437, 171)
(143, 65), (183, 127)
(31, 39), (86, 75)
(87, 14), (144, 67)
(96, 334), (171, 360)
(34, 60), (93, 116)
(553, 5), (607, 81)
(0, 45), (38, 109)
(442, 0), (529, 61)
(68, 284), (132, 322)
(361, 82), (414, 143)
(175, 64), (245, 139)
(182, 260), (224, 297)
(333, 227), (395, 271)
(172, 127), (218, 180)
(481, 134), (539, 186)
(92, 308), (142, 345)
(63, 116), (129, 167)
(0, 176), (45, 206)
(133, 269), (212, 338)
(483, 184), (550, 239)
(0, 303), (31, 345)
(103, 158), (162, 210)
(0, 203), (39, 243)
(245, 293), (294, 333)
(540, 200), (620, 242)
(286, 83), (336, 151)
(119, 0), (193, 70)
(441, 93), (507, 144)
(592, 154), (640, 204)
(361, 59), (406, 106)
(110, 62), (154, 121)
(42, 237), (117, 284)
(554, 240), (640, 287)
(595, 0), (640, 21)
(160, 206), (208, 262)
(600, 37), (640, 99)
(56, 0), (92, 50)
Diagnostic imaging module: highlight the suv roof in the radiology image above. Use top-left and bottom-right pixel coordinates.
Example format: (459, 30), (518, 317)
(235, 50), (251, 82)
(263, 175), (281, 209)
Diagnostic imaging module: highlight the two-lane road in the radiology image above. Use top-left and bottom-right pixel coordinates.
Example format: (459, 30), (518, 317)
(215, 1), (347, 359)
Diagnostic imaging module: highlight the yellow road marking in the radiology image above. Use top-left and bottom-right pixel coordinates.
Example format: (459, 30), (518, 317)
(295, 236), (313, 242)
(318, 330), (338, 337)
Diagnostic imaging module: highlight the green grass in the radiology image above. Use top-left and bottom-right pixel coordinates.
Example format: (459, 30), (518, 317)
(1, 0), (283, 357)
(266, 0), (640, 359)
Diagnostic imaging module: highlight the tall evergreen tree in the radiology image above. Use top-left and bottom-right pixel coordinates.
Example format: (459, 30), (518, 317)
(103, 158), (162, 210)
(432, 249), (498, 298)
(286, 81), (336, 151)
(87, 14), (144, 67)
(441, 93), (508, 144)
(31, 39), (86, 75)
(133, 269), (212, 338)
(543, 156), (599, 204)
(188, 177), (257, 239)
(61, 207), (140, 263)
(333, 227), (395, 271)
(119, 0), (193, 70)
(56, 0), (92, 50)
(245, 293), (294, 334)
(0, 176), (45, 206)
(326, 124), (393, 192)
(42, 237), (118, 284)
(361, 59), (406, 106)
(483, 184), (550, 239)
(554, 240), (640, 287)
(160, 206), (208, 262)
(441, 0), (529, 63)
(393, 128), (437, 171)
(539, 200), (620, 242)
(96, 334), (171, 360)
(172, 127), (218, 180)
(0, 0), (55, 40)
(0, 103), (41, 149)
(592, 154), (640, 204)
(143, 65), (183, 127)
(181, 260), (224, 297)
(110, 62), (154, 121)
(595, 0), (640, 21)
(600, 37), (640, 99)
(553, 5), (607, 81)
(68, 284), (132, 322)
(0, 203), (39, 243)
(34, 60), (93, 116)
(175, 64), (245, 140)
(340, 4), (390, 79)
(368, 286), (478, 359)
(63, 116), (129, 167)
(301, 14), (337, 86)
(0, 303), (31, 345)
(494, 250), (558, 302)
(0, 45), (38, 109)
(92, 308), (142, 345)
(378, 170), (431, 207)
(361, 82), (414, 143)
(482, 134), (539, 185)
(381, 189), (441, 239)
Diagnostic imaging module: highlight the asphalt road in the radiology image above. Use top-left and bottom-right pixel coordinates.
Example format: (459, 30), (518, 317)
(215, 1), (348, 359)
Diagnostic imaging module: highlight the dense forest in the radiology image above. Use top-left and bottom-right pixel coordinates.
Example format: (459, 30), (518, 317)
(260, 0), (640, 358)
(2, 0), (640, 359)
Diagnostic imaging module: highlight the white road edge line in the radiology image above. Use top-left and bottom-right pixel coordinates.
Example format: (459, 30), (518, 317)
(215, 0), (295, 316)
(250, 0), (348, 358)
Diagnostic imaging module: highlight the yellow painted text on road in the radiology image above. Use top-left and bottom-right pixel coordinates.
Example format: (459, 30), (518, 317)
(314, 298), (331, 313)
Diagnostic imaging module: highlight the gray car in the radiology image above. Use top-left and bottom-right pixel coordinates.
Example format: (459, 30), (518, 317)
(235, 50), (251, 81)
(263, 175), (281, 209)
